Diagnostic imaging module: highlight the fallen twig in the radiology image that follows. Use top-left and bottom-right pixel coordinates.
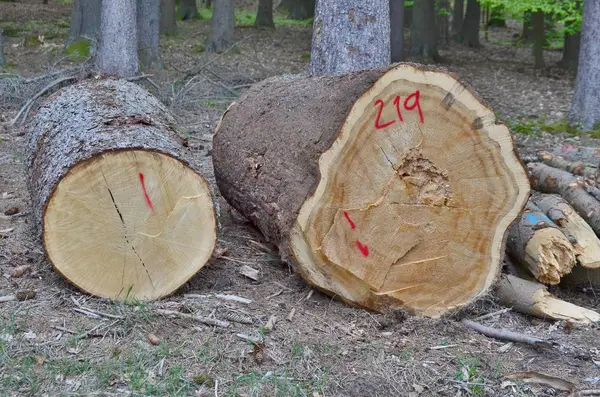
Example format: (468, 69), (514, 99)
(215, 294), (251, 304)
(474, 307), (512, 321)
(155, 309), (230, 328)
(462, 319), (553, 346)
(71, 296), (124, 319)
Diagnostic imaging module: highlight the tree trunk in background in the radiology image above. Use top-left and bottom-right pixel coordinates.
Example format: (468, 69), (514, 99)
(522, 11), (533, 43)
(286, 0), (315, 20)
(559, 31), (580, 72)
(437, 0), (450, 46)
(390, 0), (404, 62)
(160, 0), (177, 35)
(205, 0), (235, 52)
(569, 0), (600, 131)
(310, 0), (390, 76)
(404, 3), (413, 28)
(256, 0), (275, 28)
(451, 0), (464, 40)
(532, 11), (545, 69)
(96, 0), (139, 77)
(488, 5), (506, 27)
(0, 29), (6, 68)
(179, 0), (200, 20)
(460, 0), (480, 47)
(66, 0), (102, 50)
(137, 0), (161, 69)
(411, 0), (438, 60)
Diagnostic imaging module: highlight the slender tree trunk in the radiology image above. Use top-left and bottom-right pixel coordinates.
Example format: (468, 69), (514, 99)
(460, 0), (480, 47)
(559, 31), (580, 72)
(532, 10), (545, 69)
(179, 0), (200, 20)
(285, 0), (315, 20)
(390, 0), (404, 62)
(96, 0), (139, 77)
(310, 0), (390, 76)
(137, 0), (161, 69)
(569, 0), (600, 131)
(437, 0), (450, 46)
(160, 0), (177, 35)
(255, 0), (274, 28)
(404, 3), (413, 28)
(205, 0), (235, 52)
(0, 29), (6, 68)
(66, 0), (102, 50)
(522, 11), (533, 43)
(451, 0), (464, 40)
(410, 0), (438, 60)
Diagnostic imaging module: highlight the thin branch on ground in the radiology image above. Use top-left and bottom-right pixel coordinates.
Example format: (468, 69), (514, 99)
(462, 319), (554, 347)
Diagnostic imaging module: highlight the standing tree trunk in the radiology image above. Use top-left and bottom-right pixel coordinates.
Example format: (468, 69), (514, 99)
(205, 0), (235, 53)
(570, 0), (600, 130)
(532, 10), (545, 69)
(160, 0), (177, 35)
(559, 31), (581, 72)
(96, 0), (139, 77)
(310, 1), (390, 76)
(26, 79), (217, 301)
(437, 0), (450, 46)
(521, 11), (533, 43)
(283, 0), (315, 20)
(137, 0), (162, 69)
(460, 0), (480, 47)
(66, 0), (102, 51)
(451, 0), (464, 39)
(212, 63), (529, 317)
(255, 0), (275, 28)
(410, 0), (438, 60)
(0, 29), (5, 68)
(390, 0), (405, 62)
(179, 0), (200, 20)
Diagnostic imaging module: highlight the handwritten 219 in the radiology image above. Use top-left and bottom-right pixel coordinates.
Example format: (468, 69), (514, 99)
(374, 90), (424, 129)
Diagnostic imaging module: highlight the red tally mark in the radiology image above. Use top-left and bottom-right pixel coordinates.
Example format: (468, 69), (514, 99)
(342, 211), (369, 257)
(138, 173), (154, 211)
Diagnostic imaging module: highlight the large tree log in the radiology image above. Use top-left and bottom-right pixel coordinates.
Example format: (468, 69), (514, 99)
(531, 193), (600, 269)
(26, 78), (216, 300)
(213, 63), (530, 316)
(528, 162), (600, 235)
(538, 151), (599, 184)
(497, 274), (600, 324)
(506, 200), (576, 285)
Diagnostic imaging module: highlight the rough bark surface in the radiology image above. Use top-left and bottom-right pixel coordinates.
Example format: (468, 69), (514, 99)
(390, 0), (404, 62)
(96, 0), (139, 77)
(0, 29), (5, 68)
(66, 0), (102, 48)
(569, 0), (600, 131)
(410, 0), (438, 60)
(205, 0), (235, 52)
(460, 0), (480, 47)
(451, 0), (464, 38)
(506, 200), (576, 284)
(285, 0), (315, 20)
(179, 0), (200, 20)
(538, 152), (599, 183)
(310, 1), (390, 76)
(528, 162), (600, 235)
(256, 0), (275, 28)
(559, 31), (580, 72)
(532, 11), (545, 69)
(160, 0), (177, 35)
(213, 63), (529, 316)
(137, 0), (162, 69)
(25, 78), (216, 300)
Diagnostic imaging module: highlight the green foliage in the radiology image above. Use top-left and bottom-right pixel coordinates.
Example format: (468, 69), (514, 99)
(506, 116), (600, 137)
(65, 39), (91, 62)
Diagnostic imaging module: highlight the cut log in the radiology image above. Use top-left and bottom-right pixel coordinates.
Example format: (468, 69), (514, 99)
(538, 151), (599, 183)
(528, 162), (600, 235)
(531, 193), (600, 269)
(213, 63), (530, 316)
(506, 200), (576, 285)
(26, 78), (217, 300)
(497, 274), (600, 324)
(551, 144), (600, 165)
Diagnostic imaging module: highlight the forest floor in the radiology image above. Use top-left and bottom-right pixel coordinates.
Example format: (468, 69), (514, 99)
(1, 1), (599, 396)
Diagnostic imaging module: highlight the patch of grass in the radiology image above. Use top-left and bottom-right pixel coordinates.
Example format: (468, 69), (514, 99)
(300, 52), (311, 60)
(65, 39), (91, 62)
(229, 369), (327, 397)
(195, 8), (312, 26)
(273, 16), (314, 26)
(454, 355), (485, 397)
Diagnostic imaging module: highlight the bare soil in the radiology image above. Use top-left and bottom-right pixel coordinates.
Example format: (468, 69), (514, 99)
(0, 2), (599, 396)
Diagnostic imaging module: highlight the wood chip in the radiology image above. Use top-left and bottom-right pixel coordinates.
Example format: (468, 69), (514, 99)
(147, 333), (160, 345)
(287, 308), (296, 322)
(239, 265), (260, 281)
(505, 371), (575, 392)
(497, 342), (513, 353)
(264, 315), (276, 332)
(3, 207), (19, 216)
(10, 265), (31, 278)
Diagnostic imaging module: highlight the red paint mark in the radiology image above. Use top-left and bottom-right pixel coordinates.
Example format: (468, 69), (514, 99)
(356, 241), (369, 257)
(404, 90), (424, 124)
(562, 143), (576, 152)
(393, 95), (404, 122)
(374, 99), (396, 129)
(343, 211), (356, 229)
(138, 173), (154, 210)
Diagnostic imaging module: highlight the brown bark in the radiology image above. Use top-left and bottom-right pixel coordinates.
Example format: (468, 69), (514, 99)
(25, 78), (216, 300)
(532, 11), (545, 69)
(255, 0), (275, 28)
(213, 63), (529, 316)
(160, 0), (177, 35)
(460, 0), (480, 47)
(506, 200), (576, 284)
(528, 162), (600, 235)
(179, 0), (200, 20)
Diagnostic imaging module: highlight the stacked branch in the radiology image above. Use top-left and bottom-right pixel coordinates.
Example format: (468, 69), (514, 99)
(213, 62), (530, 317)
(26, 78), (217, 300)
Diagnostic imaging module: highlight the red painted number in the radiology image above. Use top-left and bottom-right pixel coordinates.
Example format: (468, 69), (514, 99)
(373, 90), (424, 129)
